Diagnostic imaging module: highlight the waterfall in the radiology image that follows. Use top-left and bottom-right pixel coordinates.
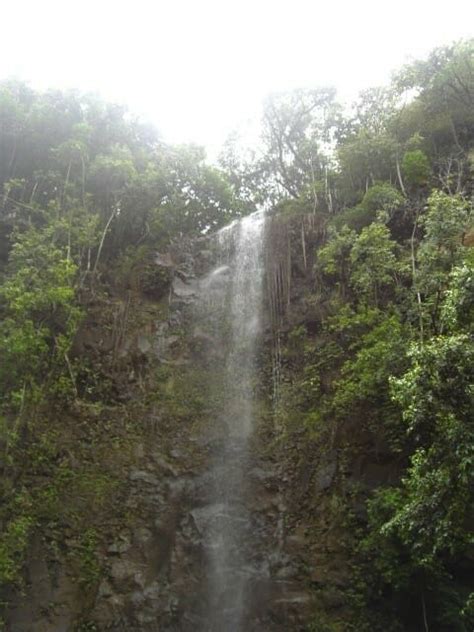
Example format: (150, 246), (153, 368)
(197, 210), (266, 631)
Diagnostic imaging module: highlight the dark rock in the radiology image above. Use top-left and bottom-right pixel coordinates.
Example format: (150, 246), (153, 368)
(107, 535), (131, 554)
(315, 458), (337, 492)
(172, 276), (198, 299)
(129, 470), (159, 485)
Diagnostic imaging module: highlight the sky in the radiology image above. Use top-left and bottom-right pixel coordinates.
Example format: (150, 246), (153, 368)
(1, 0), (473, 158)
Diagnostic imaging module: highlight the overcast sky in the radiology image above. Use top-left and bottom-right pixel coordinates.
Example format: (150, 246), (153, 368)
(1, 1), (473, 157)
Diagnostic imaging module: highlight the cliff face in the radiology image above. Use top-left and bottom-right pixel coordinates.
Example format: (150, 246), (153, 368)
(5, 212), (396, 632)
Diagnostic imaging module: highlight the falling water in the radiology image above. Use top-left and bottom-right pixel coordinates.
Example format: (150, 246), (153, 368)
(199, 210), (266, 631)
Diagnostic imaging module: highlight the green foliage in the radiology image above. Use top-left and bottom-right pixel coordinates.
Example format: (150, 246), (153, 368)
(73, 528), (102, 588)
(401, 150), (431, 187)
(337, 130), (397, 203)
(298, 48), (474, 625)
(260, 88), (340, 204)
(0, 41), (473, 631)
(331, 204), (375, 232)
(150, 147), (241, 238)
(441, 255), (474, 333)
(356, 327), (474, 629)
(421, 191), (472, 251)
(317, 226), (355, 295)
(331, 183), (404, 231)
(0, 81), (244, 268)
(333, 315), (405, 417)
(350, 223), (398, 304)
(0, 492), (34, 587)
(390, 335), (473, 549)
(417, 191), (472, 332)
(318, 220), (400, 305)
(361, 182), (404, 214)
(308, 615), (343, 632)
(0, 219), (82, 410)
(150, 364), (208, 423)
(395, 40), (474, 165)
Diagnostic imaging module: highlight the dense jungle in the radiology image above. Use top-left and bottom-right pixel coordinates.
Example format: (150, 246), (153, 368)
(0, 39), (473, 631)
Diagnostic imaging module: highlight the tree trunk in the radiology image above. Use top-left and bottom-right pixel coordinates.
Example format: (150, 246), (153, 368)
(411, 210), (424, 343)
(92, 206), (118, 278)
(396, 154), (407, 197)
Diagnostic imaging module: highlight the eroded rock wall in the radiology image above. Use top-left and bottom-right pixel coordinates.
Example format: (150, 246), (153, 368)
(5, 212), (394, 631)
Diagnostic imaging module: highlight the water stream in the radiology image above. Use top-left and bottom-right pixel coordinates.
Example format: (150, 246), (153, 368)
(199, 210), (266, 631)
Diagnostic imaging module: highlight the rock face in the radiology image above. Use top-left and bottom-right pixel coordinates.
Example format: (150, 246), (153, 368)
(88, 459), (313, 631)
(82, 214), (316, 631)
(6, 213), (384, 630)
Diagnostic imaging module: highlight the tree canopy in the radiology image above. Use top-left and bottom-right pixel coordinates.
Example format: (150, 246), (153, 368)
(0, 38), (473, 632)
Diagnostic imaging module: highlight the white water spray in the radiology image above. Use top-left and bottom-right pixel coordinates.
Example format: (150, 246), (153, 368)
(200, 210), (266, 631)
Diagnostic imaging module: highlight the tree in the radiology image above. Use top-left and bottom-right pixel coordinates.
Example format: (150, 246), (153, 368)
(350, 223), (398, 305)
(258, 87), (340, 210)
(417, 191), (472, 333)
(402, 149), (431, 187)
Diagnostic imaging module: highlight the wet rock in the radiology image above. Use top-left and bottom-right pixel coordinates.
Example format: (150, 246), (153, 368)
(190, 503), (227, 535)
(7, 217), (351, 632)
(6, 537), (80, 632)
(153, 454), (179, 477)
(130, 589), (146, 607)
(140, 256), (173, 298)
(133, 443), (145, 459)
(107, 535), (131, 554)
(153, 321), (181, 359)
(98, 579), (114, 597)
(250, 466), (276, 482)
(315, 459), (337, 492)
(136, 333), (152, 354)
(172, 276), (198, 299)
(129, 470), (159, 485)
(133, 526), (153, 545)
(167, 476), (192, 498)
(110, 559), (134, 583)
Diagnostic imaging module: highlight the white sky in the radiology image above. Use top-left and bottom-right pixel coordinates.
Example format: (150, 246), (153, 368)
(1, 1), (473, 158)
